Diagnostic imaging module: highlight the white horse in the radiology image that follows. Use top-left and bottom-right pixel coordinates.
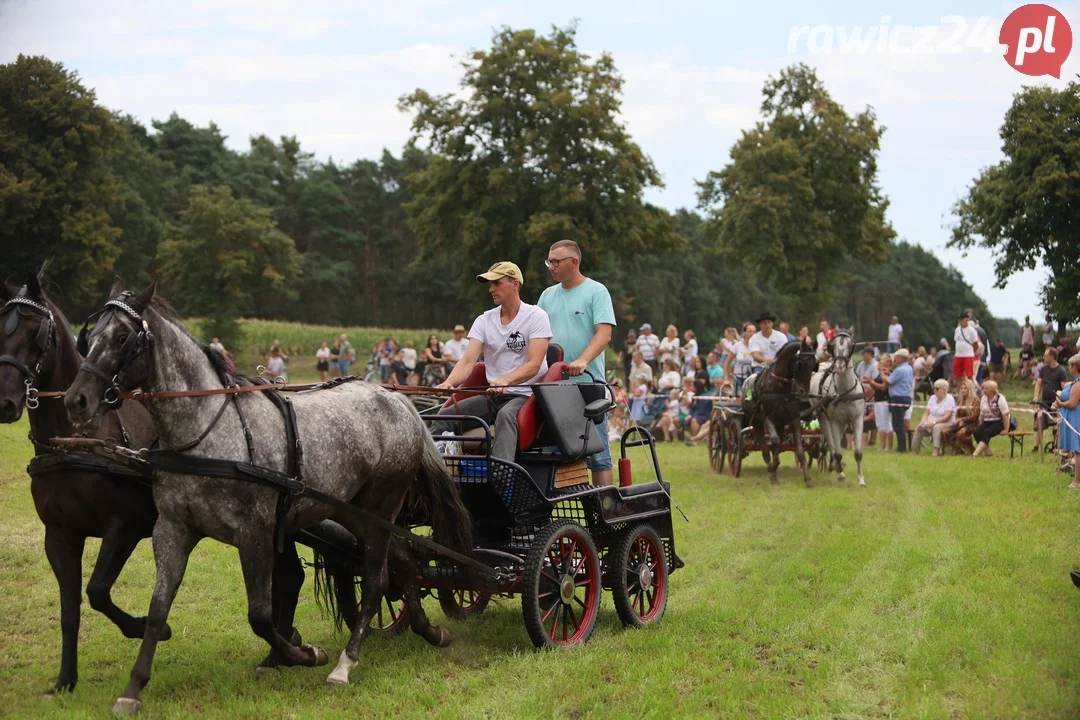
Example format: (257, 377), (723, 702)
(809, 329), (866, 486)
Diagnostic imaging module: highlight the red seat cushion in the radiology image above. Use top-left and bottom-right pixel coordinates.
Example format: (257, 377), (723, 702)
(517, 362), (568, 450)
(440, 363), (488, 410)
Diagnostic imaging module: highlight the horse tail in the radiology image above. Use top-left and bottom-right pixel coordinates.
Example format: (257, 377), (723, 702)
(311, 550), (352, 633)
(398, 396), (474, 559)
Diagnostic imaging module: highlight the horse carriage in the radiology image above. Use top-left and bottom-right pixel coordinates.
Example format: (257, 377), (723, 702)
(0, 275), (680, 713)
(300, 347), (681, 648)
(707, 398), (829, 477)
(705, 331), (866, 486)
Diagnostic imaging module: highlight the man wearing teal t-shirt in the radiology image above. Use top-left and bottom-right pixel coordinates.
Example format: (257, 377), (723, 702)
(538, 239), (618, 486)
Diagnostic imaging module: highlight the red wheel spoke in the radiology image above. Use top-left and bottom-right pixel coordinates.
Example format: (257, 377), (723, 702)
(574, 595), (587, 610)
(538, 590), (556, 599)
(541, 601), (558, 624)
(565, 603), (579, 632)
(548, 603), (562, 641)
(387, 601), (399, 622)
(540, 569), (560, 584)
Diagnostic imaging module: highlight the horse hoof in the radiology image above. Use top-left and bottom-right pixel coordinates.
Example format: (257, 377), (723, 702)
(770, 477), (779, 485)
(325, 677), (348, 687)
(838, 473), (846, 482)
(290, 627), (303, 646)
(159, 622), (172, 641)
(858, 478), (866, 487)
(254, 666), (280, 680)
(435, 626), (452, 648)
(303, 644), (329, 666)
(112, 697), (142, 716)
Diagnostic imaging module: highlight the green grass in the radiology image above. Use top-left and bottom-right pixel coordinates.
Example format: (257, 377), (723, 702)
(2, 414), (1079, 718)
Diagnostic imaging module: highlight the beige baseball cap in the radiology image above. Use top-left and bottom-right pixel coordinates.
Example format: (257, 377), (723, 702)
(476, 261), (524, 285)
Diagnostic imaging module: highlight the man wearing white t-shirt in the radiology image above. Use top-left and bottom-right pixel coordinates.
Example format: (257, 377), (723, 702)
(432, 261), (552, 461)
(887, 316), (903, 353)
(749, 311), (788, 370)
(816, 319), (832, 361)
(443, 325), (469, 366)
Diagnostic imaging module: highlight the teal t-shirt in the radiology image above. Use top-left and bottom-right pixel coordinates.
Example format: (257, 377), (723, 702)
(537, 278), (617, 383)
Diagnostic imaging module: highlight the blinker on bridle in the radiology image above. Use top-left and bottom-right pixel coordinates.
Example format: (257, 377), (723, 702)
(77, 294), (155, 406)
(0, 295), (56, 410)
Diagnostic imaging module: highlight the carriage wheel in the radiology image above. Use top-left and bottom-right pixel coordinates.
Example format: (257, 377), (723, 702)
(611, 524), (669, 628)
(438, 588), (492, 621)
(727, 417), (743, 478)
(708, 410), (726, 473)
(522, 520), (601, 649)
(368, 593), (409, 634)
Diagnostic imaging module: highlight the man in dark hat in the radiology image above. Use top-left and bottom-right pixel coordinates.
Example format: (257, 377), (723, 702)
(749, 310), (786, 370)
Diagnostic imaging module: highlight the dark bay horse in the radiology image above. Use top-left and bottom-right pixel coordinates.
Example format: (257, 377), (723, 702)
(65, 281), (472, 715)
(0, 274), (161, 697)
(740, 337), (819, 486)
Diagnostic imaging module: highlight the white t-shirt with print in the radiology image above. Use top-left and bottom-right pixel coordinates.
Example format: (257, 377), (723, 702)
(749, 330), (788, 368)
(888, 323), (903, 344)
(732, 341), (754, 377)
(980, 393), (1010, 421)
(815, 331), (828, 359)
(401, 347), (417, 370)
(468, 303), (551, 396)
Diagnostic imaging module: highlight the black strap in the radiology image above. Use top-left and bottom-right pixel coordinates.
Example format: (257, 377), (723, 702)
(0, 355), (32, 379)
(28, 450), (152, 484)
(141, 448), (496, 580)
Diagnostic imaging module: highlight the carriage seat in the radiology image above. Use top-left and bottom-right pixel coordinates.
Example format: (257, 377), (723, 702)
(438, 345), (566, 451)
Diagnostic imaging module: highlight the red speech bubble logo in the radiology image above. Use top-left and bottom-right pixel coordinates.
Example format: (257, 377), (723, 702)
(1000, 4), (1072, 77)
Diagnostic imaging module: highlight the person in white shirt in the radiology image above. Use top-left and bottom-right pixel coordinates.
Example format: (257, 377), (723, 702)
(953, 313), (980, 380)
(887, 316), (903, 353)
(658, 325), (681, 367)
(724, 323), (756, 390)
(749, 311), (788, 370)
(912, 379), (956, 456)
(431, 261), (551, 461)
(635, 323), (661, 371)
(442, 324), (469, 365)
(657, 358), (682, 392)
(816, 319), (832, 361)
(401, 340), (418, 383)
(682, 329), (698, 373)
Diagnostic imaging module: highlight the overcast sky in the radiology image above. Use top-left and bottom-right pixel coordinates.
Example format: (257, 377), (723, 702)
(2, 0), (1074, 324)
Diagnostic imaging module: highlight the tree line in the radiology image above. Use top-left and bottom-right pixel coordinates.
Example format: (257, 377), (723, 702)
(1, 26), (1008, 352)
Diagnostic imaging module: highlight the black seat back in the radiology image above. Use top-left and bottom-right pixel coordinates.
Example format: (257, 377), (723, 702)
(533, 383), (605, 458)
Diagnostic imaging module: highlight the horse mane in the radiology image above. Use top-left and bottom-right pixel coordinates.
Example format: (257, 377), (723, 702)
(145, 295), (263, 389)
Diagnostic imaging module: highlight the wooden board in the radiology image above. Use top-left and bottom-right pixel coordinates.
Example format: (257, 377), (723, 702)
(555, 461), (590, 489)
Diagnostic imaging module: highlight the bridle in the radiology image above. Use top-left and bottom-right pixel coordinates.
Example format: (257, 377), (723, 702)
(0, 296), (56, 410)
(76, 295), (155, 406)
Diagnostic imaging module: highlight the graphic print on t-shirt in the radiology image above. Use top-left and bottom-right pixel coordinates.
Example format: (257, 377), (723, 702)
(507, 330), (526, 352)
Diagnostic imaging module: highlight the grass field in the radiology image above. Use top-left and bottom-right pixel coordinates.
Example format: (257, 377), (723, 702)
(2, 408), (1079, 719)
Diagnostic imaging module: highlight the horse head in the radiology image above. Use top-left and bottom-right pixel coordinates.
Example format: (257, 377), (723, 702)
(66, 279), (157, 427)
(0, 270), (60, 423)
(829, 328), (855, 374)
(771, 337), (818, 396)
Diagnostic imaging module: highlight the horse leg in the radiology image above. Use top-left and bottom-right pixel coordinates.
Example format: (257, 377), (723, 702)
(825, 417), (845, 482)
(256, 540), (307, 676)
(326, 525), (393, 686)
(390, 540), (450, 648)
(237, 537), (327, 674)
(854, 412), (866, 486)
(87, 524), (172, 641)
(43, 529), (84, 696)
(761, 420), (779, 484)
(794, 424), (812, 487)
(112, 518), (200, 716)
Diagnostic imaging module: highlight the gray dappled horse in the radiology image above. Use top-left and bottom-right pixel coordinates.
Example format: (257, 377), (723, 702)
(0, 273), (161, 696)
(809, 329), (867, 486)
(741, 337), (819, 485)
(65, 281), (472, 715)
